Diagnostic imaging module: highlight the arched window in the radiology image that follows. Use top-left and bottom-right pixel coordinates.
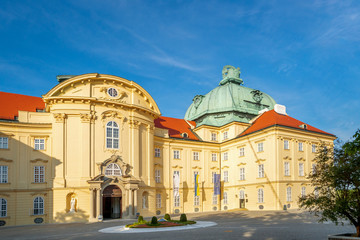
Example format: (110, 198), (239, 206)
(105, 163), (122, 176)
(142, 192), (149, 209)
(106, 121), (119, 149)
(0, 198), (7, 217)
(33, 197), (44, 215)
(258, 189), (264, 203)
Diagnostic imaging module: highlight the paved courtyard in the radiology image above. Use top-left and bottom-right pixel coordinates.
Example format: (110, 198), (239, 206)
(0, 210), (354, 240)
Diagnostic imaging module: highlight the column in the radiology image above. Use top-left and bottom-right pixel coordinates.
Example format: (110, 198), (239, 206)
(128, 189), (133, 217)
(89, 188), (94, 219)
(134, 189), (138, 216)
(96, 188), (101, 219)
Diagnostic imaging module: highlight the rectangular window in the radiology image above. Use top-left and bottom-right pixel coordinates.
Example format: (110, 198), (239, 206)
(258, 164), (264, 178)
(223, 192), (228, 205)
(312, 164), (317, 174)
(193, 171), (199, 182)
(211, 133), (217, 141)
(312, 144), (316, 153)
(223, 152), (228, 161)
(257, 142), (264, 152)
(193, 152), (199, 161)
(173, 150), (180, 159)
(0, 137), (8, 149)
(299, 163), (304, 176)
(155, 148), (161, 158)
(258, 189), (264, 203)
(239, 168), (245, 180)
(212, 194), (217, 205)
(211, 153), (217, 161)
(224, 171), (228, 182)
(239, 147), (245, 157)
(174, 195), (180, 207)
(0, 166), (8, 183)
(223, 131), (228, 140)
(156, 194), (161, 208)
(286, 187), (292, 202)
(212, 172), (216, 183)
(301, 187), (306, 197)
(34, 138), (45, 150)
(34, 166), (45, 183)
(284, 162), (290, 176)
(155, 169), (161, 183)
(284, 140), (289, 150)
(194, 195), (200, 206)
(298, 142), (303, 151)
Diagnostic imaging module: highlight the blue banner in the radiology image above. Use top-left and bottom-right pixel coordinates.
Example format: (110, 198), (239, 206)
(214, 173), (221, 195)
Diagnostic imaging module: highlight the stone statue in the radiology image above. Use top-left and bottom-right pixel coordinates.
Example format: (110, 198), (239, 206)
(70, 197), (76, 213)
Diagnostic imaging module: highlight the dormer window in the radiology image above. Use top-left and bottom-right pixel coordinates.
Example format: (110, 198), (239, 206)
(105, 163), (122, 176)
(181, 133), (188, 138)
(299, 124), (307, 130)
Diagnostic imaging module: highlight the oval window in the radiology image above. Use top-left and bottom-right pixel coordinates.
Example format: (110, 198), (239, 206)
(107, 88), (118, 97)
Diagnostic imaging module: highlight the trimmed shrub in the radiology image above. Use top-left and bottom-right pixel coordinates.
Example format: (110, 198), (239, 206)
(164, 213), (171, 221)
(138, 215), (144, 223)
(180, 213), (187, 222)
(151, 216), (158, 225)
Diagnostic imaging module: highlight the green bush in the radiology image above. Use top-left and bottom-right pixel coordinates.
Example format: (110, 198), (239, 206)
(180, 213), (187, 222)
(138, 215), (144, 223)
(151, 216), (158, 225)
(164, 213), (171, 221)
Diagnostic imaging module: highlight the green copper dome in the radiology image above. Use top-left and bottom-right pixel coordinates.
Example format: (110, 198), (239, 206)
(184, 65), (276, 127)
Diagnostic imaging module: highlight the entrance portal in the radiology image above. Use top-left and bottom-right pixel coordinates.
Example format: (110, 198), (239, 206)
(103, 185), (122, 219)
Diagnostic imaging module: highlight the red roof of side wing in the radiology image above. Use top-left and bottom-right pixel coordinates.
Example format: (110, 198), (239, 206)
(154, 116), (199, 140)
(240, 109), (334, 137)
(0, 92), (45, 120)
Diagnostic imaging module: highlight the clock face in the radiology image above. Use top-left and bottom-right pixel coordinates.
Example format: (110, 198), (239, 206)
(107, 88), (118, 98)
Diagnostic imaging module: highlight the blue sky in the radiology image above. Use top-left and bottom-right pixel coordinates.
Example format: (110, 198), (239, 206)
(0, 0), (359, 141)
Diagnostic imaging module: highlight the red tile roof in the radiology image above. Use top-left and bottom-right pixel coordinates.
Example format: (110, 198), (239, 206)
(154, 116), (199, 140)
(239, 109), (334, 137)
(0, 92), (45, 120)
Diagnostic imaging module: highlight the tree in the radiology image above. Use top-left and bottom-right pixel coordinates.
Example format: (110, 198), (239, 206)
(298, 129), (360, 237)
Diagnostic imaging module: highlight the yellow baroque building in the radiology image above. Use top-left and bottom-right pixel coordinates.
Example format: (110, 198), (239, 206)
(0, 66), (335, 226)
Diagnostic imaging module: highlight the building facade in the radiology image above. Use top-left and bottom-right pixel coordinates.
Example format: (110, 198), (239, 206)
(0, 66), (335, 226)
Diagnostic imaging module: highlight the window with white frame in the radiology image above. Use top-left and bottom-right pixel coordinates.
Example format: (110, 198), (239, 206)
(312, 164), (317, 174)
(223, 131), (228, 140)
(298, 142), (303, 151)
(0, 198), (6, 217)
(0, 137), (8, 149)
(299, 163), (304, 176)
(34, 166), (45, 183)
(156, 194), (161, 208)
(211, 153), (217, 161)
(258, 164), (264, 178)
(105, 163), (122, 176)
(212, 172), (216, 183)
(33, 196), (44, 215)
(301, 187), (306, 197)
(223, 192), (228, 205)
(155, 148), (161, 158)
(284, 162), (290, 176)
(257, 142), (264, 152)
(239, 190), (245, 200)
(0, 166), (8, 183)
(173, 150), (180, 159)
(211, 133), (217, 141)
(224, 171), (228, 182)
(239, 168), (245, 180)
(314, 187), (319, 197)
(284, 140), (289, 150)
(193, 171), (199, 183)
(312, 144), (316, 153)
(174, 195), (180, 207)
(193, 152), (199, 161)
(239, 147), (245, 157)
(34, 138), (45, 150)
(106, 121), (119, 149)
(223, 152), (228, 161)
(286, 187), (292, 202)
(258, 188), (264, 203)
(212, 194), (217, 205)
(155, 169), (161, 183)
(194, 195), (200, 206)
